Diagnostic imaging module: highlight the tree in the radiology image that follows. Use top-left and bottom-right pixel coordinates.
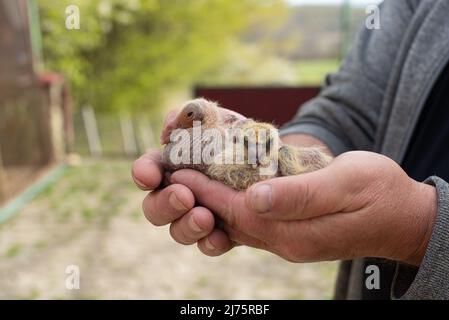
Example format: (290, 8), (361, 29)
(38, 0), (285, 114)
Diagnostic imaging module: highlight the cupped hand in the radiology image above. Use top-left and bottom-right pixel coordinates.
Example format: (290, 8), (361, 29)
(132, 107), (247, 255)
(170, 151), (437, 266)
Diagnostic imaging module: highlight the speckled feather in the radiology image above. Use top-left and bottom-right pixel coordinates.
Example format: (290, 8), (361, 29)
(161, 98), (332, 191)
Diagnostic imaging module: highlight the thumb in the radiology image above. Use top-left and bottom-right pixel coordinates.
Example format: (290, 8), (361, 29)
(245, 166), (352, 220)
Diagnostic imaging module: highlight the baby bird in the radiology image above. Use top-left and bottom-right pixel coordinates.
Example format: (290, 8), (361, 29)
(161, 98), (332, 191)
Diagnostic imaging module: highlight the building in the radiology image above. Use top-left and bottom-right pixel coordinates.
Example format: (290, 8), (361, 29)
(0, 0), (71, 205)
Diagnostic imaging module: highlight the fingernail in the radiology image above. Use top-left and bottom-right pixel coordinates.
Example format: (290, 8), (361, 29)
(250, 184), (273, 213)
(205, 238), (215, 251)
(188, 215), (202, 233)
(134, 178), (149, 190)
(168, 192), (187, 212)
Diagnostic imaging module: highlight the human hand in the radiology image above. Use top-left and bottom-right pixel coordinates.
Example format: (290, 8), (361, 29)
(132, 107), (247, 254)
(170, 151), (437, 266)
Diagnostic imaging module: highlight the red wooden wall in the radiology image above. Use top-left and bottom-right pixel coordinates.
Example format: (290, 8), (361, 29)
(194, 86), (321, 126)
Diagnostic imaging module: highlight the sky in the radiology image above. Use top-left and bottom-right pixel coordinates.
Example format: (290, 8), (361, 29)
(286, 0), (383, 6)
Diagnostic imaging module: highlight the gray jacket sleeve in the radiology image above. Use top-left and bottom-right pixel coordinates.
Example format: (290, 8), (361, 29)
(392, 176), (449, 300)
(279, 0), (416, 155)
(278, 0), (449, 299)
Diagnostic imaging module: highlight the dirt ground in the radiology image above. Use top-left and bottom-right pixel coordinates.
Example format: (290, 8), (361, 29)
(0, 159), (337, 299)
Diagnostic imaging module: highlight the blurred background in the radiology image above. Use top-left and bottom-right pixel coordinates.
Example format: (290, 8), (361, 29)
(0, 0), (380, 299)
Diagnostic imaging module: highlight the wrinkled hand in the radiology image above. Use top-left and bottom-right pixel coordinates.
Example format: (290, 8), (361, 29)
(132, 107), (247, 256)
(168, 151), (437, 266)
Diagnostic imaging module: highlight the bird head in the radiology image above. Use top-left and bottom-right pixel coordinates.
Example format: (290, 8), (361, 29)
(161, 98), (219, 145)
(177, 99), (208, 128)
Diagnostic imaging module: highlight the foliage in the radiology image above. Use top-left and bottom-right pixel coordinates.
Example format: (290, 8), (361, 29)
(295, 59), (339, 85)
(38, 0), (286, 113)
(200, 41), (299, 86)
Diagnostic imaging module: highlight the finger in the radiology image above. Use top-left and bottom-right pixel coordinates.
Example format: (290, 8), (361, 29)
(245, 165), (352, 220)
(170, 170), (272, 238)
(132, 150), (164, 190)
(169, 207), (215, 245)
(197, 229), (234, 257)
(160, 109), (180, 145)
(222, 224), (269, 250)
(171, 169), (240, 217)
(142, 184), (195, 226)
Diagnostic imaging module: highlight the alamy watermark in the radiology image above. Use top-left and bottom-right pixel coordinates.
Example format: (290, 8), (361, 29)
(168, 122), (279, 176)
(65, 264), (80, 290)
(64, 4), (380, 31)
(65, 5), (80, 30)
(365, 265), (380, 290)
(366, 5), (381, 30)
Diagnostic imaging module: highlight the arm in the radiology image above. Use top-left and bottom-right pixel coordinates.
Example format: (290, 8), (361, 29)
(280, 140), (449, 299)
(393, 177), (449, 299)
(280, 136), (449, 299)
(281, 133), (333, 156)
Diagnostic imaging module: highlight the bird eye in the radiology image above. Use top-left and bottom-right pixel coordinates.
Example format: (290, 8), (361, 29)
(187, 111), (194, 118)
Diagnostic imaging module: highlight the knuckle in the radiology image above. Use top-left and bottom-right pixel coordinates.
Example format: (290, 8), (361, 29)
(292, 181), (311, 217)
(225, 194), (241, 229)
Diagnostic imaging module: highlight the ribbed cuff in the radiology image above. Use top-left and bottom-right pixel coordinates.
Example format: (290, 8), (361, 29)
(392, 176), (449, 300)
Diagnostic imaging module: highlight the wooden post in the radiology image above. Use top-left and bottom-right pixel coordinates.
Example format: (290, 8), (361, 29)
(120, 113), (138, 156)
(0, 148), (7, 205)
(82, 106), (103, 157)
(138, 118), (155, 153)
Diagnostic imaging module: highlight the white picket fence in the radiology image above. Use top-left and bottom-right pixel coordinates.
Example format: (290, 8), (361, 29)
(78, 106), (157, 157)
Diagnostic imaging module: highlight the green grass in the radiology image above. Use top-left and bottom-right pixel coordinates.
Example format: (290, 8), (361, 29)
(130, 209), (142, 221)
(16, 288), (40, 300)
(296, 59), (340, 85)
(81, 208), (95, 221)
(0, 158), (338, 299)
(33, 241), (48, 249)
(31, 159), (134, 225)
(196, 276), (209, 288)
(5, 243), (23, 258)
